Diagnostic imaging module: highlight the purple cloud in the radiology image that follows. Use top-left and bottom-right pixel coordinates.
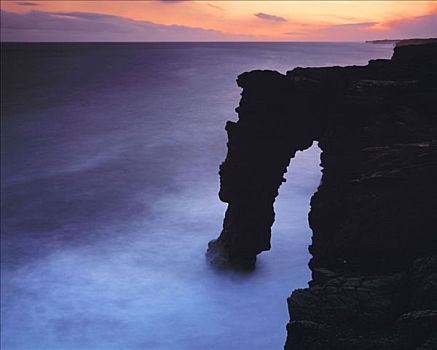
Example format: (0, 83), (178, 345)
(0, 9), (252, 41)
(319, 21), (378, 33)
(387, 13), (437, 38)
(255, 12), (287, 23)
(15, 1), (39, 5)
(299, 14), (436, 41)
(289, 21), (379, 41)
(284, 31), (304, 36)
(206, 3), (225, 11)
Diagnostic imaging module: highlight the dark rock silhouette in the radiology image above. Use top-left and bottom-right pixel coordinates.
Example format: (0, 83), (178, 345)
(208, 42), (437, 348)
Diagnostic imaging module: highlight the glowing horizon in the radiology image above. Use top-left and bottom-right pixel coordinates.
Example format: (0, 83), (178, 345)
(1, 1), (436, 42)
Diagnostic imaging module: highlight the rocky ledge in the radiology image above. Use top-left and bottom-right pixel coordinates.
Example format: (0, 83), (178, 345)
(207, 42), (437, 348)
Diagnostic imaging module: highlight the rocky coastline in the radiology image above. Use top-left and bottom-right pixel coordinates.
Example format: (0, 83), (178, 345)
(208, 42), (437, 348)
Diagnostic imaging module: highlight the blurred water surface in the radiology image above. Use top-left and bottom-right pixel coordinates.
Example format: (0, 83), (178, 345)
(1, 42), (393, 349)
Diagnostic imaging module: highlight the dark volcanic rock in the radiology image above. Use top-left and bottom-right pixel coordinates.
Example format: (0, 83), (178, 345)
(208, 43), (437, 348)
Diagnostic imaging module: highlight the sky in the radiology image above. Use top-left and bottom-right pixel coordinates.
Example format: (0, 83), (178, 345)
(1, 1), (436, 41)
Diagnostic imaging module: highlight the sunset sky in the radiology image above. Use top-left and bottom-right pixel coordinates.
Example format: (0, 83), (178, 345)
(1, 1), (436, 41)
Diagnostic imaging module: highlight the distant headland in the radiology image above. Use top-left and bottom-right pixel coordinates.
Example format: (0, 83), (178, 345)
(366, 38), (437, 46)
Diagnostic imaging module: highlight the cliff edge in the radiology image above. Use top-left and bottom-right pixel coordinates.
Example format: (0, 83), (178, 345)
(208, 43), (437, 348)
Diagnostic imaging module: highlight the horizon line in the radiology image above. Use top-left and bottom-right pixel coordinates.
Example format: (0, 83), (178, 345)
(0, 40), (401, 44)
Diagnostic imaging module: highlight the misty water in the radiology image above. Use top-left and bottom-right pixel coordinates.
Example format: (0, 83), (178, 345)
(1, 42), (393, 350)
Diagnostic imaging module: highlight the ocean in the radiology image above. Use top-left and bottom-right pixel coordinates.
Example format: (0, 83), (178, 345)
(1, 42), (393, 350)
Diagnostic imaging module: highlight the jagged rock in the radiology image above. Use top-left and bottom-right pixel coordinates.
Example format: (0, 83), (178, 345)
(208, 42), (437, 348)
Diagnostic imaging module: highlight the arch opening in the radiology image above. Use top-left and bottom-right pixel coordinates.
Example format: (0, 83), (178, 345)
(269, 141), (322, 270)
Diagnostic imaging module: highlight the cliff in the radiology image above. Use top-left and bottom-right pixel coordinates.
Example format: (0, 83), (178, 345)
(208, 43), (437, 349)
